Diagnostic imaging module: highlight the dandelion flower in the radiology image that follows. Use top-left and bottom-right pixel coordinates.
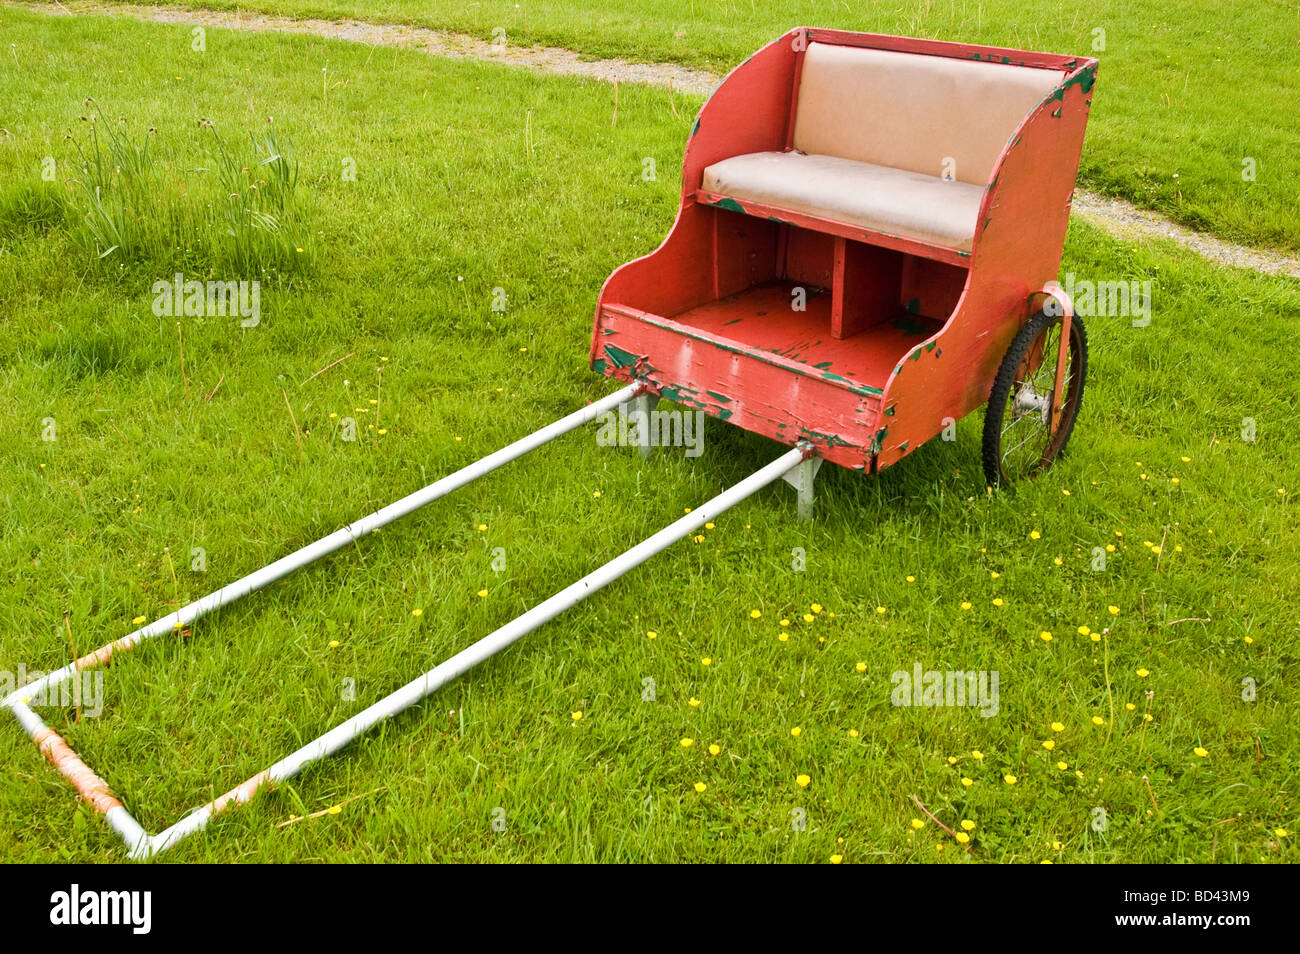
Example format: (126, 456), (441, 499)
(1053, 557), (1063, 566)
(905, 576), (916, 583)
(960, 601), (972, 610)
(1125, 702), (1136, 711)
(955, 832), (971, 844)
(750, 609), (762, 619)
(701, 656), (712, 666)
(780, 618), (790, 627)
(1194, 746), (1208, 758)
(992, 598), (1004, 607)
(705, 522), (715, 530)
(847, 729), (859, 739)
(476, 523), (487, 531)
(790, 726), (802, 737)
(855, 662), (867, 672)
(796, 774), (811, 788)
(1245, 636), (1254, 645)
(1004, 774), (1017, 785)
(1091, 716), (1104, 726)
(947, 756), (958, 765)
(1042, 740), (1055, 751)
(961, 819), (975, 831)
(1057, 761), (1068, 771)
(961, 777), (973, 787)
(803, 613), (815, 623)
(971, 750), (984, 760)
(1137, 668), (1149, 677)
(694, 781), (707, 793)
(910, 818), (925, 829)
(328, 639), (340, 648)
(778, 632), (789, 642)
(1077, 625), (1091, 636)
(811, 603), (823, 614)
(647, 630), (658, 639)
(411, 608), (423, 617)
(990, 571), (1000, 579)
(688, 697), (700, 707)
(1051, 722), (1065, 732)
(1040, 630), (1053, 642)
(1090, 633), (1101, 643)
(1030, 530), (1041, 540)
(708, 743), (720, 756)
(875, 606), (887, 615)
(830, 853), (843, 864)
(571, 711), (583, 721)
(477, 589), (488, 598)
(680, 737), (694, 748)
(1276, 828), (1287, 839)
(132, 615), (147, 625)
(1108, 606), (1120, 616)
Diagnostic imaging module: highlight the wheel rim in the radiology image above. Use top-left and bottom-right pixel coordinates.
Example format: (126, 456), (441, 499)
(998, 319), (1082, 482)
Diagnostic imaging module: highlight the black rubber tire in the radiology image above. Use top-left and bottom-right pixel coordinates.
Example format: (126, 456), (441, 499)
(981, 308), (1088, 488)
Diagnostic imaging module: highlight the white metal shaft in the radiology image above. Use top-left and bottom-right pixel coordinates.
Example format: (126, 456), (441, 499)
(142, 443), (809, 857)
(4, 383), (641, 709)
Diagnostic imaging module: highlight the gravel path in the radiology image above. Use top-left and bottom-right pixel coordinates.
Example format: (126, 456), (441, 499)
(14, 0), (1300, 279)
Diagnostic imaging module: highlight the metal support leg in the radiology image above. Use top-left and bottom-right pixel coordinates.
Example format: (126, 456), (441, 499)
(618, 392), (659, 458)
(781, 455), (822, 521)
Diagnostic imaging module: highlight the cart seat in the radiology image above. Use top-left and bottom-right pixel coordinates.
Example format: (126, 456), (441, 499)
(701, 151), (985, 251)
(698, 41), (1065, 257)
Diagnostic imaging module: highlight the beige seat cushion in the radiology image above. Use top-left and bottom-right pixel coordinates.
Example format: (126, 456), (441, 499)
(701, 151), (984, 251)
(793, 42), (1064, 186)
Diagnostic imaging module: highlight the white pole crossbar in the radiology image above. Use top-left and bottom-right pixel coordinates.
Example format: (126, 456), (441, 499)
(4, 376), (812, 860)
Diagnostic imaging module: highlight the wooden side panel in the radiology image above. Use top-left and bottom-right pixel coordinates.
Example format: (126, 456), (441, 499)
(592, 31), (800, 365)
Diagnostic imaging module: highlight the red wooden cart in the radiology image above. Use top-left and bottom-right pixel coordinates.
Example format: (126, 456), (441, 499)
(4, 29), (1101, 858)
(591, 28), (1097, 489)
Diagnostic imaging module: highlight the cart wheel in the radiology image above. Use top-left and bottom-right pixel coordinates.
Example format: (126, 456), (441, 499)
(981, 308), (1088, 487)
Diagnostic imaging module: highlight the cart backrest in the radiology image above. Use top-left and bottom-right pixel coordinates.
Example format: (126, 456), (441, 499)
(792, 42), (1066, 186)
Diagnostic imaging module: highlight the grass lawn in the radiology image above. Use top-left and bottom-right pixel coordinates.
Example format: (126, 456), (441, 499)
(0, 6), (1296, 863)
(78, 0), (1300, 255)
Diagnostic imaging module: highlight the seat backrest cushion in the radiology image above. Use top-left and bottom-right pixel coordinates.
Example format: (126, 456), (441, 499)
(792, 42), (1065, 186)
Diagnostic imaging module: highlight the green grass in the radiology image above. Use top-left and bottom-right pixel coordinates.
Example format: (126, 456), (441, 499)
(0, 7), (1297, 863)
(76, 0), (1300, 254)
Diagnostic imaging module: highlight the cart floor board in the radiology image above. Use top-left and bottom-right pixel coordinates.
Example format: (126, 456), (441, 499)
(668, 280), (943, 391)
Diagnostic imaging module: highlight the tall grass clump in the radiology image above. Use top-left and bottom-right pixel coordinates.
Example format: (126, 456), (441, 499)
(63, 100), (313, 282)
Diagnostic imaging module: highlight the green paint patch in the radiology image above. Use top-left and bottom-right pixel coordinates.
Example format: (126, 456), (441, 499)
(892, 314), (926, 336)
(704, 390), (733, 404)
(709, 197), (747, 214)
(591, 358), (608, 374)
(602, 343), (639, 369)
